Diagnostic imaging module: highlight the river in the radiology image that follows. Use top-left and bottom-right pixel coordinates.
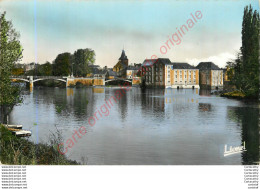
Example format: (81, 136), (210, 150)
(9, 87), (259, 165)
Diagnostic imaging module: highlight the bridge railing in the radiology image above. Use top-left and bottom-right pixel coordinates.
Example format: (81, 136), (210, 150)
(10, 75), (66, 79)
(10, 75), (28, 79)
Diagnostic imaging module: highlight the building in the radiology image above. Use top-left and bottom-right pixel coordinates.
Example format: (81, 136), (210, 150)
(24, 62), (37, 71)
(166, 63), (199, 89)
(141, 58), (199, 88)
(126, 64), (141, 79)
(113, 49), (129, 77)
(107, 69), (117, 79)
(222, 67), (236, 91)
(89, 65), (107, 78)
(196, 62), (223, 89)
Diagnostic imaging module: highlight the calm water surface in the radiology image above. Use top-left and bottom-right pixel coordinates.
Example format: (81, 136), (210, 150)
(10, 87), (259, 165)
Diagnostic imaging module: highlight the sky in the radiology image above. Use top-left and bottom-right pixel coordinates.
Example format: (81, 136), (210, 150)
(0, 0), (259, 68)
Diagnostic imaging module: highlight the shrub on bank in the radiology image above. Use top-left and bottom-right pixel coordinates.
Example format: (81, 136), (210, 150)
(0, 125), (79, 165)
(221, 90), (246, 99)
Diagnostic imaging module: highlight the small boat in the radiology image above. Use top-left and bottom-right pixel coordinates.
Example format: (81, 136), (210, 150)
(7, 128), (31, 137)
(3, 124), (23, 129)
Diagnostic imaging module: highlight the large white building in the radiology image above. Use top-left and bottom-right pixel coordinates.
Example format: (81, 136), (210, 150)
(141, 58), (199, 89)
(165, 63), (200, 89)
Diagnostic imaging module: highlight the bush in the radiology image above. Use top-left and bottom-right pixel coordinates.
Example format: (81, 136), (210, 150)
(0, 125), (79, 165)
(221, 90), (246, 99)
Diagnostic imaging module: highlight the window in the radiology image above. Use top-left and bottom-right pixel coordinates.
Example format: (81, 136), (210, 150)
(185, 75), (186, 78)
(168, 81), (170, 83)
(175, 75), (177, 78)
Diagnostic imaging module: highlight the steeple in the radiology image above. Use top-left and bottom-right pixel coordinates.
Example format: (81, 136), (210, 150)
(119, 49), (128, 60)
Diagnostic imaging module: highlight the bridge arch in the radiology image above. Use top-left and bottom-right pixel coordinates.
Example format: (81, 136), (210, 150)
(11, 78), (30, 83)
(33, 78), (66, 83)
(105, 79), (132, 84)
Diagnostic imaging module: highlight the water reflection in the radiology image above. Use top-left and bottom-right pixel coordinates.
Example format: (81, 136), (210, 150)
(227, 106), (259, 164)
(9, 87), (260, 165)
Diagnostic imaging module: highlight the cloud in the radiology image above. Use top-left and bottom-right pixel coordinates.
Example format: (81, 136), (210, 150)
(185, 52), (236, 68)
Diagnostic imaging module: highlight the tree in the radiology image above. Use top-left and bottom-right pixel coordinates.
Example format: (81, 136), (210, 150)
(0, 12), (23, 123)
(227, 5), (259, 98)
(52, 53), (72, 76)
(73, 48), (95, 77)
(240, 5), (259, 97)
(38, 62), (52, 76)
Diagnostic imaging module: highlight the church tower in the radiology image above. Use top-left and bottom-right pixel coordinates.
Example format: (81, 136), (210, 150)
(113, 49), (129, 76)
(118, 49), (128, 67)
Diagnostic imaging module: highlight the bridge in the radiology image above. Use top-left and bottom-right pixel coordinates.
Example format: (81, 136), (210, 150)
(104, 78), (132, 84)
(10, 76), (140, 88)
(10, 76), (67, 88)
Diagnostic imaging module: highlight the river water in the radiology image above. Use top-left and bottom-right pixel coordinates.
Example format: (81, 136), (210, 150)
(9, 87), (259, 165)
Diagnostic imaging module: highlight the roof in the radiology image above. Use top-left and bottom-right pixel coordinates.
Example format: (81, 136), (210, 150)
(127, 66), (139, 70)
(108, 70), (117, 76)
(142, 58), (172, 66)
(172, 62), (196, 69)
(119, 50), (128, 60)
(196, 62), (221, 70)
(92, 68), (107, 75)
(89, 65), (100, 68)
(141, 58), (197, 69)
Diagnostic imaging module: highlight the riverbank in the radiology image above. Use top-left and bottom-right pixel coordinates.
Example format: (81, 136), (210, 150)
(220, 91), (246, 99)
(220, 90), (258, 101)
(0, 124), (79, 165)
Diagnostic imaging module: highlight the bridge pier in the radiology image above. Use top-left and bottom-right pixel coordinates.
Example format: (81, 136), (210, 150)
(29, 76), (34, 89)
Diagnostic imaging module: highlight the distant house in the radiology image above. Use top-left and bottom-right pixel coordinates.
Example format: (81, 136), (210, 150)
(126, 65), (140, 79)
(222, 67), (236, 91)
(113, 49), (129, 77)
(24, 63), (37, 71)
(141, 58), (199, 88)
(89, 65), (107, 78)
(107, 69), (117, 79)
(196, 62), (223, 89)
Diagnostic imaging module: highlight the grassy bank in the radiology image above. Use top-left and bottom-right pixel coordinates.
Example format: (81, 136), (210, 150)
(221, 90), (246, 99)
(0, 125), (79, 165)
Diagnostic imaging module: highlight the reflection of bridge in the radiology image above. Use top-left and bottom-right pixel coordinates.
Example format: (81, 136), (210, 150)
(10, 76), (67, 88)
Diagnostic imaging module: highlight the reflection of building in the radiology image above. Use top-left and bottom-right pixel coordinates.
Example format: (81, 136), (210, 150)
(196, 62), (223, 89)
(92, 88), (104, 93)
(141, 58), (199, 88)
(113, 49), (129, 77)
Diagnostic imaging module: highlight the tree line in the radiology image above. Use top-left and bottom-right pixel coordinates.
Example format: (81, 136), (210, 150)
(21, 49), (95, 77)
(226, 5), (259, 98)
